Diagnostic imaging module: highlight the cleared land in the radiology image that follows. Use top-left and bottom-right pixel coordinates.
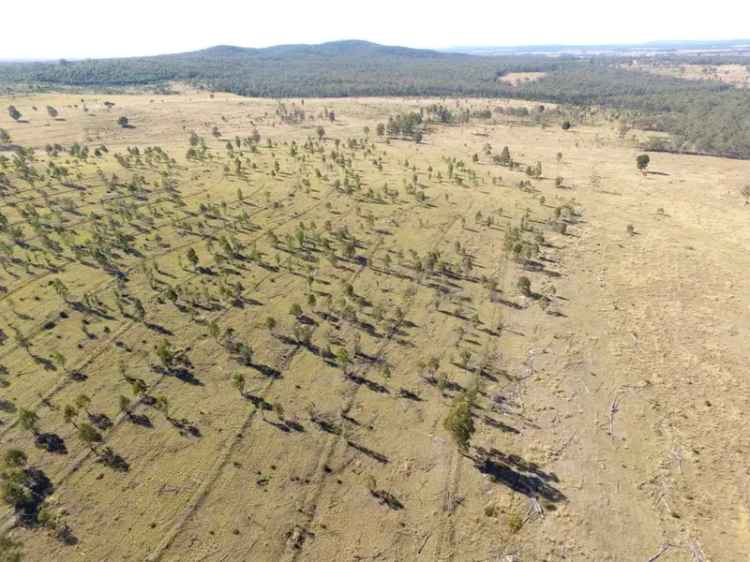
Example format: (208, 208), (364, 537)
(497, 72), (547, 86)
(0, 92), (749, 562)
(622, 62), (750, 87)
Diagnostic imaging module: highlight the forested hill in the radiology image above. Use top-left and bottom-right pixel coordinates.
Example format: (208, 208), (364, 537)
(0, 40), (557, 97)
(1, 40), (750, 159)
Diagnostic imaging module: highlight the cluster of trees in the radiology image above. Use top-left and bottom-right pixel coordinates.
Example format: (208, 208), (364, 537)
(379, 104), (492, 141)
(384, 112), (423, 140)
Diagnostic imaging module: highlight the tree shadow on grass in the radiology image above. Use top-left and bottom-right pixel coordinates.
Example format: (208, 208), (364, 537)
(481, 415), (520, 434)
(170, 368), (203, 386)
(472, 446), (565, 503)
(345, 372), (389, 394)
(398, 388), (422, 401)
(167, 417), (201, 438)
(251, 362), (281, 379)
(14, 467), (53, 525)
(347, 440), (389, 464)
(243, 393), (273, 411)
(145, 321), (174, 336)
(0, 399), (16, 413)
(126, 412), (153, 428)
(370, 488), (404, 510)
(35, 432), (67, 454)
(97, 446), (130, 472)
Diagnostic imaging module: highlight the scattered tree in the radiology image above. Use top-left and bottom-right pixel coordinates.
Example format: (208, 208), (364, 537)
(77, 423), (102, 451)
(7, 106), (21, 122)
(636, 154), (650, 174)
(18, 409), (39, 434)
(3, 449), (27, 468)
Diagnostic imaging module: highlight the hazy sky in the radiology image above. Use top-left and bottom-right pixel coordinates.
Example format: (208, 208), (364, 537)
(3, 0), (750, 59)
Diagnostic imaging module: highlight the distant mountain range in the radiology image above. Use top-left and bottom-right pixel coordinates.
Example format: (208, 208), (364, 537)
(4, 38), (749, 64)
(181, 40), (472, 60)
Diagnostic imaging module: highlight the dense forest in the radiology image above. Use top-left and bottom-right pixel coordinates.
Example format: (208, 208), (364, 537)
(0, 41), (558, 95)
(1, 40), (749, 158)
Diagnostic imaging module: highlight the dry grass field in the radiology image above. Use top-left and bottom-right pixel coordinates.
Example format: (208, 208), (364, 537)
(622, 62), (750, 87)
(497, 73), (547, 87)
(0, 90), (749, 562)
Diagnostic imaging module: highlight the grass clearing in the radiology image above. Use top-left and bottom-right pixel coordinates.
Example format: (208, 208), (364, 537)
(0, 90), (749, 561)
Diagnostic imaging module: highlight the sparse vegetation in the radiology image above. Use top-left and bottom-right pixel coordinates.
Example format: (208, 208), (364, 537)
(0, 81), (741, 562)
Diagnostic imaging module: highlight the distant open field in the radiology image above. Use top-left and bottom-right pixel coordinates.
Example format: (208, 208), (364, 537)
(0, 90), (749, 562)
(497, 72), (547, 86)
(622, 62), (750, 87)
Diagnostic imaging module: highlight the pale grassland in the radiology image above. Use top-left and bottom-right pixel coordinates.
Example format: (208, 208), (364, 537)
(0, 90), (749, 562)
(622, 62), (750, 87)
(497, 72), (547, 86)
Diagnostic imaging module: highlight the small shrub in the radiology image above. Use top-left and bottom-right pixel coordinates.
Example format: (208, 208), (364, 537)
(507, 511), (524, 533)
(443, 395), (474, 452)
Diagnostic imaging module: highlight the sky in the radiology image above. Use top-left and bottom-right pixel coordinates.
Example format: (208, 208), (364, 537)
(2, 0), (750, 59)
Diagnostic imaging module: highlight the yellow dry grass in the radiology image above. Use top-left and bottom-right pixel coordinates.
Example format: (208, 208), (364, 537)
(497, 72), (547, 86)
(0, 90), (748, 562)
